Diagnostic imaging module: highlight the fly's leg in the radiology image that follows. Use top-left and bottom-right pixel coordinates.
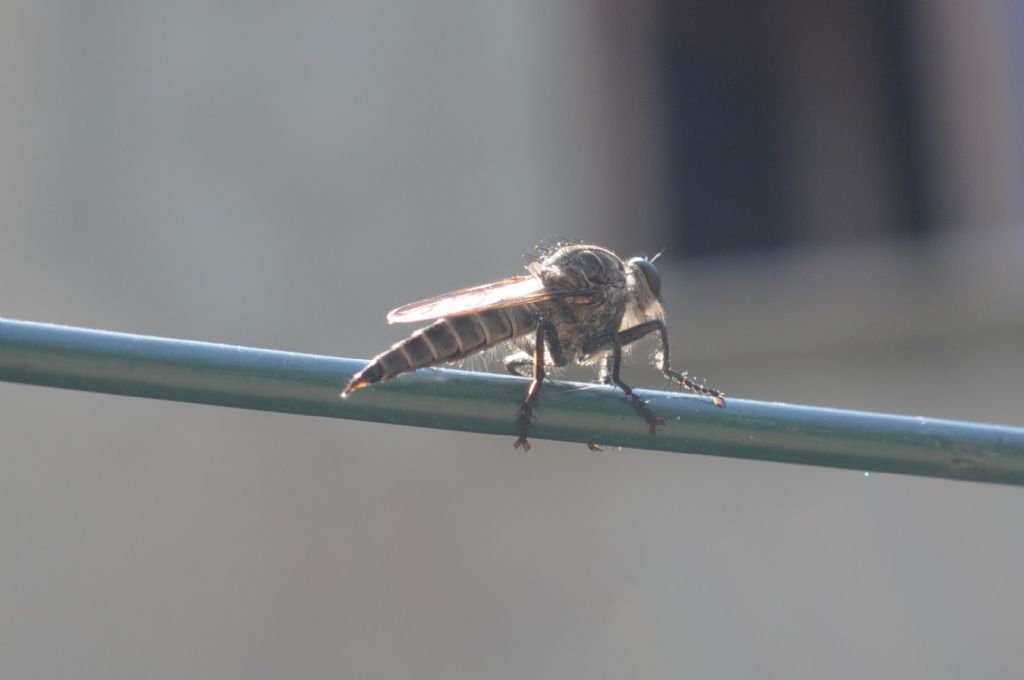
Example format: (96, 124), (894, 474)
(587, 357), (612, 450)
(614, 320), (725, 407)
(605, 334), (664, 434)
(597, 354), (614, 385)
(581, 320), (724, 434)
(504, 351), (534, 378)
(513, 326), (546, 450)
(513, 320), (565, 450)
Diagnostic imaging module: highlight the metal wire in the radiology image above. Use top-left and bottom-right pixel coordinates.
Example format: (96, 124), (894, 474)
(2, 317), (1023, 485)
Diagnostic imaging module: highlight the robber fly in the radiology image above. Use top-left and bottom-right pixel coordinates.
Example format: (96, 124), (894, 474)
(342, 243), (725, 449)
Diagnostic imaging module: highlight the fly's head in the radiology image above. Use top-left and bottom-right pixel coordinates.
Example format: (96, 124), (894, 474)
(623, 253), (665, 326)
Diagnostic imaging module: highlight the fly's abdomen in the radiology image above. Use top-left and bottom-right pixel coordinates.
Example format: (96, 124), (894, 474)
(342, 307), (537, 396)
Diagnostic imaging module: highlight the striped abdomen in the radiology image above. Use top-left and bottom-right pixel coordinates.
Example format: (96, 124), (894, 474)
(342, 306), (538, 396)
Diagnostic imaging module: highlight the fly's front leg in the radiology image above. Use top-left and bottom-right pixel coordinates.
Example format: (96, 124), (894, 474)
(648, 321), (725, 407)
(605, 333), (664, 434)
(612, 320), (725, 406)
(583, 320), (725, 429)
(585, 334), (661, 432)
(513, 320), (565, 450)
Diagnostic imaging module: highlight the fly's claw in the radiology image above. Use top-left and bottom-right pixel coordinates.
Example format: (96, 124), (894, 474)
(645, 412), (666, 435)
(624, 394), (663, 435)
(513, 436), (532, 451)
(513, 403), (535, 451)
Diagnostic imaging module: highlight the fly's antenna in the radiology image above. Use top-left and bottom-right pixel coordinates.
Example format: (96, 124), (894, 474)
(650, 246), (667, 263)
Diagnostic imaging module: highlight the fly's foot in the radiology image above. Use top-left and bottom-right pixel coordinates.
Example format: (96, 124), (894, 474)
(587, 442), (604, 452)
(665, 369), (726, 408)
(626, 393), (664, 434)
(644, 409), (666, 435)
(513, 404), (535, 451)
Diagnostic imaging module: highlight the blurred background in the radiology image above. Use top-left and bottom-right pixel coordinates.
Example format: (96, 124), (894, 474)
(2, 1), (1023, 677)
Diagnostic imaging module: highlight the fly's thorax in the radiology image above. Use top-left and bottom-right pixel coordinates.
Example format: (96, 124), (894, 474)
(527, 292), (626, 362)
(621, 295), (665, 330)
(533, 244), (628, 292)
(523, 244), (632, 360)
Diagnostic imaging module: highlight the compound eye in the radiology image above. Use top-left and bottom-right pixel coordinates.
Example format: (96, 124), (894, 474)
(629, 257), (661, 299)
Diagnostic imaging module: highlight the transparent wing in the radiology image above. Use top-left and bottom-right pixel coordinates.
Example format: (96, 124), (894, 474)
(386, 275), (597, 324)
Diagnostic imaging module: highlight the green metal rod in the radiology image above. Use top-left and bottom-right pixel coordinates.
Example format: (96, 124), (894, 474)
(2, 317), (1023, 485)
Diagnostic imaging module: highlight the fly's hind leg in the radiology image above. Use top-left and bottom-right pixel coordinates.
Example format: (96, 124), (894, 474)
(513, 320), (566, 450)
